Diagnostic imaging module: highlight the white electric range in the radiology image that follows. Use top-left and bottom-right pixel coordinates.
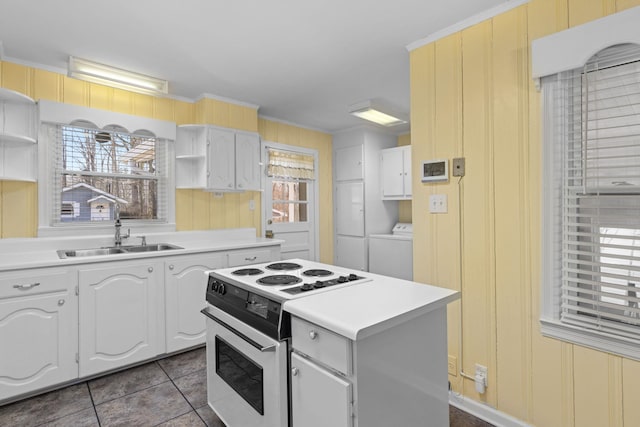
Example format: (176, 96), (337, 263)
(201, 259), (370, 427)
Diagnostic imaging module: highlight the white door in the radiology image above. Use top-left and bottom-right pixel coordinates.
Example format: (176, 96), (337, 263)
(262, 143), (318, 261)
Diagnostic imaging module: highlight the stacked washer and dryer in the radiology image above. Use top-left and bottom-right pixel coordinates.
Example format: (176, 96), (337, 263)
(368, 222), (413, 281)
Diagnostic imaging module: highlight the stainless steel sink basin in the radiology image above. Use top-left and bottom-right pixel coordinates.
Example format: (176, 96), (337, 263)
(57, 243), (183, 259)
(121, 243), (184, 253)
(57, 247), (128, 258)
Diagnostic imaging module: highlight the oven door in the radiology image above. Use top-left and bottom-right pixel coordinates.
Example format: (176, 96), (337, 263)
(202, 305), (288, 427)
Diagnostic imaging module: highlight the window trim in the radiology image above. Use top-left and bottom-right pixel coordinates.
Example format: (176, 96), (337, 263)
(37, 101), (176, 237)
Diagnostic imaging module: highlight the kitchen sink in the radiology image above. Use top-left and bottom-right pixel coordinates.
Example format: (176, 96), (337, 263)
(57, 243), (183, 259)
(120, 243), (183, 253)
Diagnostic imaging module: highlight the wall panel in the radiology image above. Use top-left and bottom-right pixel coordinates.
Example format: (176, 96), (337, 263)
(460, 19), (497, 404)
(492, 6), (532, 420)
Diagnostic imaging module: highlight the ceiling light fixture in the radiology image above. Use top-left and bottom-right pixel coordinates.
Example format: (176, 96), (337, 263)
(348, 100), (407, 127)
(68, 56), (168, 95)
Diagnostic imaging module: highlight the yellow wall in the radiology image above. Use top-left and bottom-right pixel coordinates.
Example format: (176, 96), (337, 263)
(410, 1), (640, 426)
(0, 62), (333, 264)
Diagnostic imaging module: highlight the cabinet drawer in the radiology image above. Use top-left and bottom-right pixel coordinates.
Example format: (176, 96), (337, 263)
(227, 249), (273, 267)
(291, 317), (351, 376)
(0, 268), (75, 299)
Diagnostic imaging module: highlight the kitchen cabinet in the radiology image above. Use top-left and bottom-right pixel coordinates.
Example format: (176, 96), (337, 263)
(0, 88), (38, 182)
(78, 260), (164, 377)
(176, 124), (261, 191)
(0, 268), (77, 401)
(380, 145), (411, 199)
(165, 253), (226, 353)
(291, 352), (353, 427)
(333, 129), (398, 270)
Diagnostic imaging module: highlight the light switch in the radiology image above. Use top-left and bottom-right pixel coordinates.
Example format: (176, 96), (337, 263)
(429, 194), (447, 213)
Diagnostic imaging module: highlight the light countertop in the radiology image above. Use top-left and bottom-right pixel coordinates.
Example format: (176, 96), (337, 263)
(283, 275), (459, 340)
(0, 229), (282, 272)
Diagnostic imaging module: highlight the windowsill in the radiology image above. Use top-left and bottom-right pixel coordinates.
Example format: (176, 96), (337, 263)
(540, 318), (640, 361)
(37, 222), (177, 238)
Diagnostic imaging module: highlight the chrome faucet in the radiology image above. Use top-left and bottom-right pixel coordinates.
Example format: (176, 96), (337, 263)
(114, 204), (130, 246)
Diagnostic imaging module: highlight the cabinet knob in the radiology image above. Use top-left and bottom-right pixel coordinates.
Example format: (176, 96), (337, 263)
(169, 265), (174, 270)
(309, 330), (318, 340)
(238, 183), (243, 188)
(228, 183), (233, 188)
(291, 367), (299, 376)
(148, 267), (154, 273)
(245, 256), (257, 261)
(58, 299), (65, 306)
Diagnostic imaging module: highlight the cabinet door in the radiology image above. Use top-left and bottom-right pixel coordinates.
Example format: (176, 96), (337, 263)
(335, 235), (367, 271)
(403, 146), (412, 197)
(235, 132), (261, 191)
(381, 147), (405, 198)
(291, 352), (352, 427)
(165, 253), (226, 353)
(0, 269), (77, 401)
(78, 261), (163, 377)
(335, 145), (363, 181)
(335, 182), (364, 236)
(207, 127), (236, 190)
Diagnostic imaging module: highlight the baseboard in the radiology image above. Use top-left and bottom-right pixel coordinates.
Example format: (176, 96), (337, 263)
(449, 391), (532, 427)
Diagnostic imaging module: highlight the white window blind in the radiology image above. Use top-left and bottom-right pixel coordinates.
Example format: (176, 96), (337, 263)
(43, 122), (169, 226)
(548, 44), (640, 345)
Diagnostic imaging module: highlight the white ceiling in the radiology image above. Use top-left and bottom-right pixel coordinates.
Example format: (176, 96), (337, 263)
(0, 0), (510, 133)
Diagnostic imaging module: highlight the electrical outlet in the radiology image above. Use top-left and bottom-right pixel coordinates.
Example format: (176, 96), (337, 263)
(429, 194), (448, 213)
(448, 355), (457, 376)
(475, 364), (487, 394)
(249, 200), (255, 211)
(452, 157), (465, 177)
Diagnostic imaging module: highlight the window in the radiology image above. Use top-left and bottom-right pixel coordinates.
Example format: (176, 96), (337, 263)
(56, 124), (163, 224)
(38, 100), (176, 235)
(267, 148), (314, 224)
(271, 181), (308, 223)
(542, 44), (640, 359)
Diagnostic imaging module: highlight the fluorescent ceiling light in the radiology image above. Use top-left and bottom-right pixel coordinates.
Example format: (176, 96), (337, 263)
(349, 100), (407, 126)
(68, 56), (168, 95)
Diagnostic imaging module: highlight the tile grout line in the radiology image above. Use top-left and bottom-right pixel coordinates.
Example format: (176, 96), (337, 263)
(86, 381), (103, 427)
(155, 360), (209, 427)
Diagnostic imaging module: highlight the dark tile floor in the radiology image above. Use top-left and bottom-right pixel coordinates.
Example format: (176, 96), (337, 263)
(0, 346), (493, 427)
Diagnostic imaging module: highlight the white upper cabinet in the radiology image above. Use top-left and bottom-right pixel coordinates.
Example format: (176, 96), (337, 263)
(176, 125), (260, 191)
(380, 145), (411, 200)
(0, 89), (37, 181)
(234, 131), (261, 191)
(335, 145), (363, 181)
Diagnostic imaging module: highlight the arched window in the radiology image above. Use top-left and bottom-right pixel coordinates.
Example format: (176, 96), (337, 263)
(38, 101), (176, 235)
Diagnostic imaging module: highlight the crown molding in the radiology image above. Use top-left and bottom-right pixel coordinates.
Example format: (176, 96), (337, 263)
(196, 92), (259, 110)
(406, 0), (529, 51)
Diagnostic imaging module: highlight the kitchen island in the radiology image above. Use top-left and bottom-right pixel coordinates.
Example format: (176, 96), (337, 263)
(284, 275), (459, 427)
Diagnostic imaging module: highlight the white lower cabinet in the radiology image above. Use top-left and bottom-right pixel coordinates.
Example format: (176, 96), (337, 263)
(165, 253), (226, 353)
(78, 260), (164, 377)
(291, 352), (353, 427)
(290, 316), (354, 427)
(0, 268), (78, 401)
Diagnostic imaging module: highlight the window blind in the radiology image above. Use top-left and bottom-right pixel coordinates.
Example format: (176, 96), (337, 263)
(44, 123), (169, 225)
(267, 149), (315, 180)
(556, 44), (640, 340)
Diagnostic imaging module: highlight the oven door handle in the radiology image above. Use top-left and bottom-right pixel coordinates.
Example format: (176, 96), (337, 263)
(201, 308), (276, 352)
